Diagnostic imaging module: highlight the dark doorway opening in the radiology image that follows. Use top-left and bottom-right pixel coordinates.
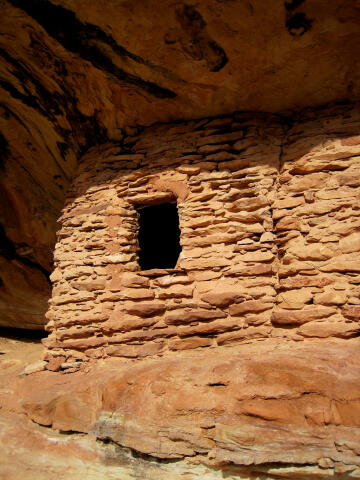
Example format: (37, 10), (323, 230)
(137, 203), (181, 270)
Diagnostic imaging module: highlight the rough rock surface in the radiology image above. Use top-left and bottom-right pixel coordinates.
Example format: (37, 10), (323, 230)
(1, 1), (360, 478)
(0, 334), (359, 478)
(1, 0), (360, 328)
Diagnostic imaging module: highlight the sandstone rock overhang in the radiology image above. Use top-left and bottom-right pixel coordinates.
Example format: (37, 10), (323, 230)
(1, 0), (360, 330)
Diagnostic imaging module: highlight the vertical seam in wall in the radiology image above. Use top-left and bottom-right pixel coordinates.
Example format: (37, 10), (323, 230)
(272, 119), (292, 320)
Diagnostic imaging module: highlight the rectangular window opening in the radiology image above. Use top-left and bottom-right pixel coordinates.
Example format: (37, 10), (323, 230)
(137, 203), (181, 271)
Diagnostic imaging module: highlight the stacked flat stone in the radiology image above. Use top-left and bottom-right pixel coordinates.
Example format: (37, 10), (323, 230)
(43, 106), (360, 368)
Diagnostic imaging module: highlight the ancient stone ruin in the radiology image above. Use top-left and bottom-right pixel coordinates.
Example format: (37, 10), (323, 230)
(44, 107), (360, 365)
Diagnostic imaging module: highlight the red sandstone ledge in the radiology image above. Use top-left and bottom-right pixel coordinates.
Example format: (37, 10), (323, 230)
(18, 338), (360, 472)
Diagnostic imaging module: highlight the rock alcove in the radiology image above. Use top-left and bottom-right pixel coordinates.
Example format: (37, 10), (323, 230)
(1, 0), (360, 478)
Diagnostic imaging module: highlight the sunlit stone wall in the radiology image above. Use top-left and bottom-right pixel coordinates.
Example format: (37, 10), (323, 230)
(43, 106), (360, 370)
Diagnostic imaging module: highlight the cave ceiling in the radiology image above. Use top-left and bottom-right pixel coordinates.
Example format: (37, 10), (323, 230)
(2, 0), (360, 136)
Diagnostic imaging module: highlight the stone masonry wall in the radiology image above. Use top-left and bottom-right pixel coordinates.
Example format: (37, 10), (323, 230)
(43, 106), (360, 368)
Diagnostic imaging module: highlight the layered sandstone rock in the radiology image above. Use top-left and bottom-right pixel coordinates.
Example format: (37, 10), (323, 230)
(0, 328), (360, 478)
(11, 338), (360, 478)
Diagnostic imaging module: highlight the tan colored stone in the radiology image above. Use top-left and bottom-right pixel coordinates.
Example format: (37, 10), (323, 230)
(51, 292), (96, 306)
(152, 275), (192, 287)
(99, 289), (155, 301)
(292, 244), (336, 261)
(225, 264), (273, 276)
(168, 337), (212, 350)
(179, 257), (231, 269)
(320, 257), (360, 273)
(228, 196), (269, 212)
(287, 173), (328, 193)
(106, 205), (134, 216)
(341, 136), (360, 146)
(56, 327), (97, 341)
(342, 305), (360, 320)
(336, 172), (360, 187)
(195, 161), (217, 171)
(277, 289), (313, 309)
(63, 266), (95, 280)
(104, 313), (158, 333)
(273, 197), (305, 209)
(104, 253), (136, 264)
(218, 158), (250, 171)
(71, 280), (106, 291)
(217, 326), (271, 345)
(313, 290), (347, 306)
(120, 273), (150, 288)
(186, 216), (213, 229)
(165, 309), (226, 326)
(298, 322), (360, 338)
(175, 165), (201, 175)
(260, 232), (275, 243)
(238, 251), (274, 262)
(49, 269), (63, 283)
(279, 276), (333, 289)
(177, 318), (240, 336)
(156, 285), (193, 299)
(109, 326), (176, 343)
(276, 216), (302, 231)
(339, 232), (360, 254)
(201, 289), (244, 308)
(188, 191), (217, 202)
(24, 360), (47, 375)
(105, 342), (164, 357)
(46, 356), (66, 372)
(61, 336), (107, 350)
(122, 303), (166, 317)
(278, 260), (316, 277)
(229, 301), (273, 316)
(271, 306), (336, 326)
(148, 177), (189, 201)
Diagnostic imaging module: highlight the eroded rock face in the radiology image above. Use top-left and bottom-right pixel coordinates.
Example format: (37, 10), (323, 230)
(15, 339), (360, 477)
(0, 330), (359, 478)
